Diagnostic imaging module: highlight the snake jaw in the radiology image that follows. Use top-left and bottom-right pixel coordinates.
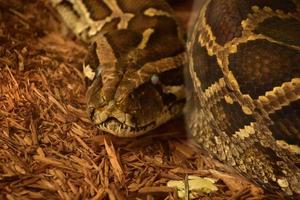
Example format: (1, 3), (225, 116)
(88, 98), (185, 137)
(97, 117), (156, 137)
(87, 100), (155, 137)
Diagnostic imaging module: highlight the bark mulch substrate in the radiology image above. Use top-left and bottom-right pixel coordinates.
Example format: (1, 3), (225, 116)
(0, 1), (286, 199)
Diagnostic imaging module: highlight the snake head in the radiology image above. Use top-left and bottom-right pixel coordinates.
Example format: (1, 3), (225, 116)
(84, 34), (185, 137)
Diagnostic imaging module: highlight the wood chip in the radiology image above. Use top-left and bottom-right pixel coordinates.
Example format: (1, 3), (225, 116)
(104, 138), (124, 183)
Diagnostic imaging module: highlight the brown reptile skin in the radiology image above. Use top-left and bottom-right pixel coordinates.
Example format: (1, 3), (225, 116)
(185, 0), (300, 197)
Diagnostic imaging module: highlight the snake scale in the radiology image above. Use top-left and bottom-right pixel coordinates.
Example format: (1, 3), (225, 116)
(50, 0), (300, 197)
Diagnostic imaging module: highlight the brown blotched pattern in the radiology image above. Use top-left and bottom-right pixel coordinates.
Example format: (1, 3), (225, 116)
(228, 39), (300, 99)
(186, 0), (300, 197)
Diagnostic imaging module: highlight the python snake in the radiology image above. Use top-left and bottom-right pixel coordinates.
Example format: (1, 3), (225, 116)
(50, 0), (300, 197)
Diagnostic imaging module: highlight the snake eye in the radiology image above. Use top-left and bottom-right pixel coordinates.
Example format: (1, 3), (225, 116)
(151, 74), (160, 85)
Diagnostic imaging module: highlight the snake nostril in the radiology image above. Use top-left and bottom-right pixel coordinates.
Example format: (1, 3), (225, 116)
(88, 107), (95, 119)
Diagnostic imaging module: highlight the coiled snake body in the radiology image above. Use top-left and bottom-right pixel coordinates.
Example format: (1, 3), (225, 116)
(51, 0), (300, 197)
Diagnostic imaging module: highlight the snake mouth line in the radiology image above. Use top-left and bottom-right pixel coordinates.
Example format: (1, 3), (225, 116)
(95, 101), (185, 137)
(97, 117), (156, 137)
